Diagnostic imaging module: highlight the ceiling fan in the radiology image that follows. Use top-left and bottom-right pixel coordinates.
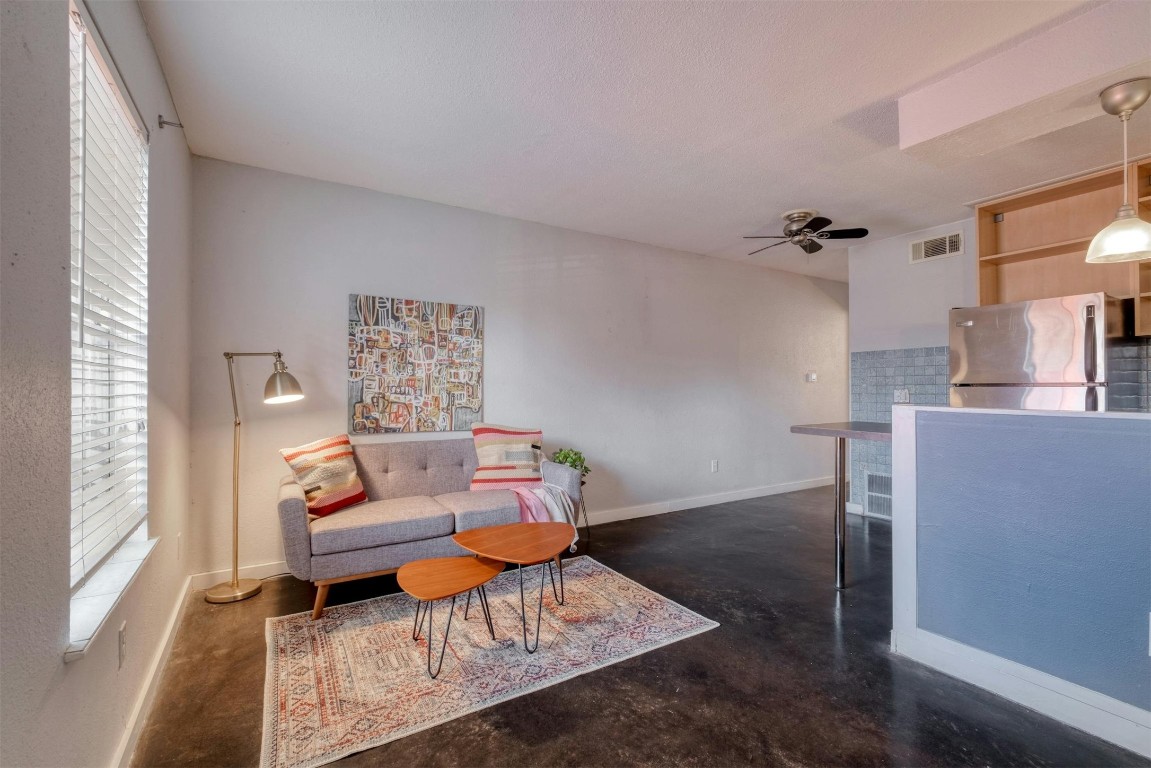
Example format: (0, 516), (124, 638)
(745, 209), (869, 256)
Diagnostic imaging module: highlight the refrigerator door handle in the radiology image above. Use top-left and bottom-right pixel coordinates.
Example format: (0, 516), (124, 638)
(1084, 305), (1097, 384)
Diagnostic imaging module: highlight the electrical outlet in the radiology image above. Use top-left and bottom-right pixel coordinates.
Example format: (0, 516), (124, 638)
(710, 459), (719, 473)
(118, 622), (127, 670)
(893, 388), (910, 404)
(804, 371), (818, 383)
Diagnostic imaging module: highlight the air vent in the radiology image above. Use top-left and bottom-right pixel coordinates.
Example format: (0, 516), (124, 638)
(910, 232), (963, 264)
(865, 472), (892, 518)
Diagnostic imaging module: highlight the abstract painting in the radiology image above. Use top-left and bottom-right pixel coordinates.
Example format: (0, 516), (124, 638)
(347, 294), (483, 433)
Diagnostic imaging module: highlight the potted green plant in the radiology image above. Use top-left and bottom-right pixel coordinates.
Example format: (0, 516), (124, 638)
(550, 448), (590, 486)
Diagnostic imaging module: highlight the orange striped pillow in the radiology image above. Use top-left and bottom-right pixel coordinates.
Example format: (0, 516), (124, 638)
(280, 434), (367, 517)
(470, 423), (543, 491)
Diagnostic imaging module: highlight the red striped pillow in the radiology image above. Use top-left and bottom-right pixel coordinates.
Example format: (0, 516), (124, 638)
(280, 434), (367, 517)
(470, 423), (543, 491)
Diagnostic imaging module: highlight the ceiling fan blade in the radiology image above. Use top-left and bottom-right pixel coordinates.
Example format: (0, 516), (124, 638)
(821, 227), (869, 240)
(804, 216), (832, 234)
(748, 241), (789, 256)
(799, 240), (824, 255)
(742, 235), (788, 239)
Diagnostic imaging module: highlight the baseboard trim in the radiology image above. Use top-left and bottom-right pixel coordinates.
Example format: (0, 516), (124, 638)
(586, 476), (834, 526)
(189, 560), (291, 591)
(115, 562), (295, 765)
(112, 574), (193, 768)
(892, 628), (1151, 758)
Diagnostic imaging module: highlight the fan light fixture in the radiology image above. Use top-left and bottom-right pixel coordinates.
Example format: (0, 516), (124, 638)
(1086, 77), (1151, 264)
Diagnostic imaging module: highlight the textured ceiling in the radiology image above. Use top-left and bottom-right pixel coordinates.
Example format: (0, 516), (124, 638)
(141, 0), (1146, 282)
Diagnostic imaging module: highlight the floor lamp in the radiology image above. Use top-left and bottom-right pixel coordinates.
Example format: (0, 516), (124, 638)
(205, 351), (305, 604)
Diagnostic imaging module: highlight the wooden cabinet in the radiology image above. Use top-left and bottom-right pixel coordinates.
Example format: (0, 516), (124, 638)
(1136, 164), (1151, 336)
(976, 160), (1151, 335)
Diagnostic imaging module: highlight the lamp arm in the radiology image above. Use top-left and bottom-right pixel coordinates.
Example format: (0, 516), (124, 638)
(222, 351), (284, 426)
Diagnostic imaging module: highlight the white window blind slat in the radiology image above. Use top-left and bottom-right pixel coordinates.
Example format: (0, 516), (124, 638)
(77, 253), (147, 308)
(69, 9), (149, 590)
(72, 414), (146, 436)
(71, 440), (143, 475)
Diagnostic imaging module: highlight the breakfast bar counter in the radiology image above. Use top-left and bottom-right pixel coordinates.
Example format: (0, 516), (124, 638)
(889, 405), (1150, 757)
(790, 421), (891, 589)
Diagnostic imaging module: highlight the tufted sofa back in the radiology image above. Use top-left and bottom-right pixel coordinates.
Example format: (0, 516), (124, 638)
(352, 438), (479, 501)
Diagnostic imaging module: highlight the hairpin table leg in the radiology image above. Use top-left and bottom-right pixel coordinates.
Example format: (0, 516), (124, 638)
(547, 556), (565, 605)
(424, 595), (457, 679)
(412, 599), (429, 641)
(477, 584), (496, 640)
(518, 563), (547, 654)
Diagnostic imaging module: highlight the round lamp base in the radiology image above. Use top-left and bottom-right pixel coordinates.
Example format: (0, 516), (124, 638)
(205, 578), (263, 604)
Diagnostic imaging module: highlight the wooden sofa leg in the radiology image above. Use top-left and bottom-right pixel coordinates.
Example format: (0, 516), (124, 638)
(312, 584), (330, 620)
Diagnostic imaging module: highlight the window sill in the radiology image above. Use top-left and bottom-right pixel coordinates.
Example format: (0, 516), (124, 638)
(65, 534), (159, 662)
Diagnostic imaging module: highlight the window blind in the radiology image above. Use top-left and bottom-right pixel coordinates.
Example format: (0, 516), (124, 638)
(69, 10), (150, 589)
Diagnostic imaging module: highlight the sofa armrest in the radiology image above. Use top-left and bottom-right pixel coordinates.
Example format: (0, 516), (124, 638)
(541, 460), (582, 507)
(277, 476), (312, 581)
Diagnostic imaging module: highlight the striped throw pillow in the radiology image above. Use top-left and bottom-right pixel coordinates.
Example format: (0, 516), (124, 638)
(470, 423), (544, 491)
(280, 434), (367, 517)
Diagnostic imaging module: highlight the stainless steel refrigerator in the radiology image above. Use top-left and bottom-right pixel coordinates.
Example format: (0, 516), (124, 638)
(949, 292), (1131, 411)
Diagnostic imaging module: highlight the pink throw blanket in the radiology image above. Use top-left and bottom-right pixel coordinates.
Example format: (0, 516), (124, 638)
(512, 487), (550, 523)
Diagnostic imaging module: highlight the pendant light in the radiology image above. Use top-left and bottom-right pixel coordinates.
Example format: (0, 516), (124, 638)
(1085, 77), (1151, 264)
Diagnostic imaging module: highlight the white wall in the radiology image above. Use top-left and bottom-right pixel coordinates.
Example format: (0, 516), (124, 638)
(189, 158), (849, 575)
(848, 219), (977, 352)
(0, 2), (192, 766)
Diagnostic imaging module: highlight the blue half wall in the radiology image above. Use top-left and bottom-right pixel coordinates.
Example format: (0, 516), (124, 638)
(914, 410), (1151, 710)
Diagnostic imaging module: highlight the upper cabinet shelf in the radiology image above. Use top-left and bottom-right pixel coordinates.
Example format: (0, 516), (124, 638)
(978, 236), (1094, 265)
(975, 159), (1151, 336)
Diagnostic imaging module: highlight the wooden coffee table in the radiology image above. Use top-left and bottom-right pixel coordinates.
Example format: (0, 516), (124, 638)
(453, 522), (576, 653)
(396, 555), (503, 678)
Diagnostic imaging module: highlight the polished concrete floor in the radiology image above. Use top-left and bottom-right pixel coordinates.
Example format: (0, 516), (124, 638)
(132, 487), (1146, 767)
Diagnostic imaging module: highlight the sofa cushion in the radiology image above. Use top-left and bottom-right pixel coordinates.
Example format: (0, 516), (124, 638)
(353, 439), (478, 501)
(310, 496), (454, 555)
(435, 490), (520, 532)
(309, 535), (469, 582)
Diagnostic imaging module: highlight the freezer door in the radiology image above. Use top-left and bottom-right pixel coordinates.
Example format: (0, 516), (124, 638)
(950, 385), (1106, 411)
(949, 293), (1106, 386)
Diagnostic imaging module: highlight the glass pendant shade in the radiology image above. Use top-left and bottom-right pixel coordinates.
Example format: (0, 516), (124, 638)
(1085, 204), (1151, 263)
(264, 363), (305, 404)
(1087, 79), (1151, 264)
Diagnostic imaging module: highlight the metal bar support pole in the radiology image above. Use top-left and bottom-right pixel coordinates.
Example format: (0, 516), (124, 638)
(834, 436), (847, 590)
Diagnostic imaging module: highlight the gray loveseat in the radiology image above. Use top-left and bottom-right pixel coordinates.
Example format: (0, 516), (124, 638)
(277, 437), (582, 618)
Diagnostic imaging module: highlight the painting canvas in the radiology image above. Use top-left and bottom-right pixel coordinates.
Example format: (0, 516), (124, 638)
(347, 294), (483, 433)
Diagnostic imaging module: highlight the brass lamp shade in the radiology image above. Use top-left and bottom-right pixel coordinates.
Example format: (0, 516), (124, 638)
(264, 361), (305, 404)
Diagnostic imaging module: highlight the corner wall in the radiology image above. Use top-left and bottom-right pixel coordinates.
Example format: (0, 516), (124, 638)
(188, 158), (849, 576)
(0, 2), (192, 765)
(846, 219), (976, 508)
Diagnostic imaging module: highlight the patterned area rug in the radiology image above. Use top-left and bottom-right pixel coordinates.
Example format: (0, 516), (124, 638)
(261, 556), (717, 768)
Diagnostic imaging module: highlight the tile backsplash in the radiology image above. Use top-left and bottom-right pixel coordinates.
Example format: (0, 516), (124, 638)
(849, 346), (949, 509)
(1106, 337), (1151, 413)
(849, 338), (1151, 510)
